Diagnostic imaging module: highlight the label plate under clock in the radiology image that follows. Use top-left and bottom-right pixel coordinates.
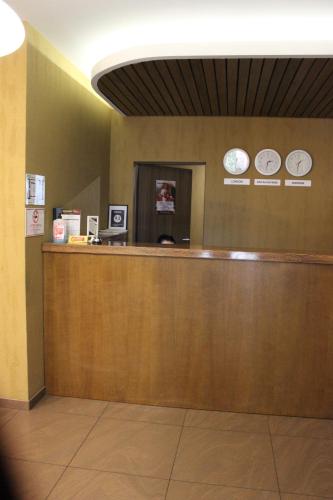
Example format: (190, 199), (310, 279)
(285, 180), (312, 187)
(254, 179), (281, 186)
(224, 178), (250, 185)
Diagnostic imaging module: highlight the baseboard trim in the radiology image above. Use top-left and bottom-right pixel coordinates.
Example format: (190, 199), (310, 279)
(0, 398), (29, 410)
(0, 387), (46, 411)
(29, 386), (46, 409)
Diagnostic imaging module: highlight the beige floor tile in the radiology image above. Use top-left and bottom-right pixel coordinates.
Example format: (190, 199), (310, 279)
(34, 394), (108, 417)
(269, 415), (333, 440)
(1, 410), (97, 465)
(273, 435), (333, 498)
(71, 418), (181, 479)
(102, 402), (185, 425)
(167, 480), (280, 499)
(5, 458), (65, 500)
(172, 427), (278, 491)
(281, 494), (329, 499)
(0, 407), (18, 428)
(49, 467), (168, 499)
(185, 409), (269, 433)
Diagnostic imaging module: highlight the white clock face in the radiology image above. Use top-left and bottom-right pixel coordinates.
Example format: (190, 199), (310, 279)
(223, 148), (250, 175)
(285, 150), (312, 177)
(255, 149), (281, 176)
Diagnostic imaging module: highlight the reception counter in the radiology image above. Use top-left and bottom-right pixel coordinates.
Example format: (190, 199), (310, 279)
(42, 243), (333, 418)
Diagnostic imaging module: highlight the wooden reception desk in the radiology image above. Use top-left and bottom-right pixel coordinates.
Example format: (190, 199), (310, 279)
(42, 243), (333, 418)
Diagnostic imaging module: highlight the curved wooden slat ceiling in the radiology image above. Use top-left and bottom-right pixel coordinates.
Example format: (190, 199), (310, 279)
(96, 58), (333, 117)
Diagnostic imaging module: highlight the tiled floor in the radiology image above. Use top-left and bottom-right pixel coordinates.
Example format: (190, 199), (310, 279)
(0, 397), (333, 499)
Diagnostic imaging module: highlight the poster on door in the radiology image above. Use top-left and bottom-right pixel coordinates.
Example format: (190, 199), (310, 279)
(156, 180), (176, 213)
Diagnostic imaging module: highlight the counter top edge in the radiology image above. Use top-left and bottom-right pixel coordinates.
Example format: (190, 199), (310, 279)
(42, 243), (333, 265)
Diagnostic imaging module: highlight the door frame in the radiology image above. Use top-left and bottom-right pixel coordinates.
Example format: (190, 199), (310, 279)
(133, 161), (206, 244)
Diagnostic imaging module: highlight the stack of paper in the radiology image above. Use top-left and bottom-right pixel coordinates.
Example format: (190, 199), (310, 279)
(61, 209), (81, 237)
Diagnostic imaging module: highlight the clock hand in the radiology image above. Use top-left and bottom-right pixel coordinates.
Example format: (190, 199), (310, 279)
(266, 160), (272, 171)
(296, 159), (302, 173)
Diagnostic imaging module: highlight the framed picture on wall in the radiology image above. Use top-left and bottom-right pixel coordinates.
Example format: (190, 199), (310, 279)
(108, 204), (128, 230)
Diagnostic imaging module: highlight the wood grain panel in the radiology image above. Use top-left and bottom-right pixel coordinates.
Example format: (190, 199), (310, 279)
(285, 59), (328, 116)
(311, 92), (333, 117)
(114, 67), (154, 114)
(244, 59), (263, 115)
(42, 243), (333, 266)
(122, 65), (160, 115)
(109, 114), (333, 252)
(98, 57), (333, 117)
(269, 58), (302, 116)
(178, 60), (203, 114)
(260, 59), (289, 116)
(144, 61), (180, 115)
(107, 71), (148, 115)
(190, 60), (211, 115)
(133, 63), (170, 115)
(236, 59), (251, 116)
(215, 59), (228, 115)
(26, 41), (111, 402)
(319, 98), (333, 118)
(166, 60), (195, 114)
(153, 60), (188, 115)
(0, 43), (28, 401)
(97, 79), (138, 115)
(202, 59), (219, 115)
(226, 59), (238, 115)
(252, 59), (276, 116)
(294, 59), (333, 116)
(44, 251), (333, 418)
(307, 68), (333, 117)
(277, 58), (315, 116)
(135, 164), (192, 243)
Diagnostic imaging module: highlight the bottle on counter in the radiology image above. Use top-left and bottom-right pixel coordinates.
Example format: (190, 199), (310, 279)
(53, 218), (67, 244)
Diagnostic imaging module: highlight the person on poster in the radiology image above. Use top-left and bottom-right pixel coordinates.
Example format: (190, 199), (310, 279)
(156, 180), (176, 213)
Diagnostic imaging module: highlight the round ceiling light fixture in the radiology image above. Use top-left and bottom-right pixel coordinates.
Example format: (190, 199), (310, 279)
(0, 1), (25, 57)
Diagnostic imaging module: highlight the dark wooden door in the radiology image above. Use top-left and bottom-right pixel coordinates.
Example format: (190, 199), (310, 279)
(135, 165), (192, 244)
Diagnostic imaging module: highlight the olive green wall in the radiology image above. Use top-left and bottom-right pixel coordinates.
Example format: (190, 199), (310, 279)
(0, 25), (111, 404)
(110, 113), (333, 252)
(25, 31), (111, 398)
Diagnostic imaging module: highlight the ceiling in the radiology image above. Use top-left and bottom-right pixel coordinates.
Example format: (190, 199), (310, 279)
(7, 1), (333, 78)
(96, 57), (333, 117)
(7, 1), (333, 116)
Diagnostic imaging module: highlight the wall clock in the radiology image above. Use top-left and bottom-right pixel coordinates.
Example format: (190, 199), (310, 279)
(285, 150), (312, 177)
(255, 149), (281, 176)
(223, 148), (250, 175)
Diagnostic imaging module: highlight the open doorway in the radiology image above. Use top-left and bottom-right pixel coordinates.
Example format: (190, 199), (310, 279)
(134, 162), (205, 245)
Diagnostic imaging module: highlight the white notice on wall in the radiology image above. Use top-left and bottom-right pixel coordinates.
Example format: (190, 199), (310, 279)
(285, 179), (312, 187)
(87, 215), (99, 236)
(254, 179), (281, 186)
(25, 208), (45, 236)
(224, 178), (250, 185)
(26, 174), (45, 205)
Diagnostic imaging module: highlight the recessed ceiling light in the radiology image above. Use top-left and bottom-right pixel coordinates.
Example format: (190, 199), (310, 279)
(0, 0), (25, 57)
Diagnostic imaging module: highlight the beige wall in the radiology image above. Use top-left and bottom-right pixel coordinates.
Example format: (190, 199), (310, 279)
(25, 32), (111, 398)
(110, 114), (333, 252)
(0, 44), (29, 401)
